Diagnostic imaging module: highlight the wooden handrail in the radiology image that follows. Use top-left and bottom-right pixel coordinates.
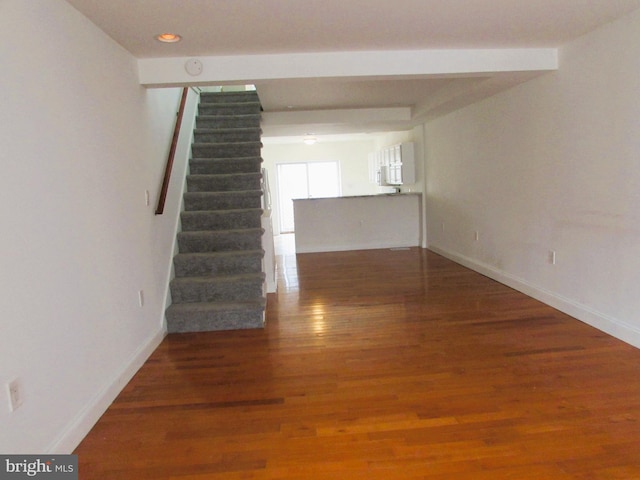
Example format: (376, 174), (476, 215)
(155, 87), (189, 215)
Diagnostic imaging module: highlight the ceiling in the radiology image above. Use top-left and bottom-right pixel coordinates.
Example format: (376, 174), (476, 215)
(66, 0), (640, 139)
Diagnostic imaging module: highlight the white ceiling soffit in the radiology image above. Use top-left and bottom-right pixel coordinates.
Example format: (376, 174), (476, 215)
(66, 0), (640, 136)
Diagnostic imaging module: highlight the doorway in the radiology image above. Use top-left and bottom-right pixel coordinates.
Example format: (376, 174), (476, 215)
(277, 161), (340, 233)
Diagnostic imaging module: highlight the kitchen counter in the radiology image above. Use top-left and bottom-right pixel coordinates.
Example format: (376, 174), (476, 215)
(292, 193), (421, 253)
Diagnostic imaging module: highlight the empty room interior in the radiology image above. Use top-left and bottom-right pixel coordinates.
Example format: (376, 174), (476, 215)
(2, 1), (640, 478)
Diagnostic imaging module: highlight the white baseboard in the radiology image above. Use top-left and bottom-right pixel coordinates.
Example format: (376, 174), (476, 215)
(428, 245), (640, 350)
(47, 328), (166, 453)
(296, 242), (419, 254)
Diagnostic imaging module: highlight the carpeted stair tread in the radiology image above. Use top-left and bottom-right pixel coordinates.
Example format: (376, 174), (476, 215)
(183, 191), (263, 210)
(184, 190), (263, 198)
(190, 141), (263, 152)
(173, 250), (263, 277)
(194, 128), (262, 137)
(182, 207), (263, 214)
(177, 228), (264, 253)
(170, 273), (265, 303)
(194, 129), (262, 143)
(171, 279), (264, 300)
(181, 208), (263, 231)
(181, 208), (263, 216)
(174, 249), (264, 258)
(178, 227), (264, 234)
(196, 114), (261, 129)
(177, 228), (265, 238)
(189, 157), (263, 175)
(166, 300), (266, 333)
(186, 173), (262, 193)
(196, 114), (261, 121)
(168, 299), (266, 313)
(194, 127), (262, 134)
(190, 155), (263, 162)
(192, 141), (263, 148)
(198, 100), (261, 108)
(187, 172), (262, 179)
(199, 101), (261, 111)
(198, 97), (260, 103)
(191, 142), (263, 158)
(172, 272), (265, 285)
(186, 174), (262, 182)
(199, 91), (260, 103)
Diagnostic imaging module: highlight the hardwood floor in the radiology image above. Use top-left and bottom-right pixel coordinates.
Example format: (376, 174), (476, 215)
(74, 242), (640, 479)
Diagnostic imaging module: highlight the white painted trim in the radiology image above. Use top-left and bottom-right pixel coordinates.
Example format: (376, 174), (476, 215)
(46, 329), (166, 453)
(428, 245), (640, 350)
(297, 242), (417, 254)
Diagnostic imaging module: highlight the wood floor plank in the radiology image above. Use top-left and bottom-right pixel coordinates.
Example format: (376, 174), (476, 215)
(74, 246), (640, 478)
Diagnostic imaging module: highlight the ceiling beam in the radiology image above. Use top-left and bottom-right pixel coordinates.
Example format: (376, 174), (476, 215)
(261, 107), (412, 137)
(138, 48), (558, 87)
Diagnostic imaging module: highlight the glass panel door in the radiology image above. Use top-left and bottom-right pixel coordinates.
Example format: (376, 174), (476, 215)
(276, 161), (340, 233)
(308, 162), (341, 198)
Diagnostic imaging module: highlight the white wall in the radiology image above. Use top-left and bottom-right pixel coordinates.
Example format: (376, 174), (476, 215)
(424, 9), (640, 348)
(0, 0), (189, 452)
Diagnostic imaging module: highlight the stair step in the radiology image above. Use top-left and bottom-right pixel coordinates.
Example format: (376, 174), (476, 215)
(199, 102), (262, 116)
(189, 157), (263, 175)
(173, 250), (264, 277)
(187, 173), (262, 193)
(191, 141), (262, 158)
(199, 91), (260, 104)
(177, 228), (264, 253)
(196, 114), (261, 129)
(181, 209), (263, 231)
(183, 191), (263, 210)
(166, 300), (266, 333)
(194, 128), (262, 143)
(170, 273), (265, 303)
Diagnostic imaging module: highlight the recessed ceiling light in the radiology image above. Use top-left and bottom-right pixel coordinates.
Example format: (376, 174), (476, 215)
(303, 135), (318, 145)
(156, 33), (182, 43)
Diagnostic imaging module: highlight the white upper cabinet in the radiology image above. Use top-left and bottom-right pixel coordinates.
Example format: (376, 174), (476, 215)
(369, 142), (415, 186)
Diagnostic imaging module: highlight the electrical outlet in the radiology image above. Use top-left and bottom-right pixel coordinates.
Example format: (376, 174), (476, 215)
(474, 231), (479, 241)
(441, 222), (445, 232)
(7, 379), (23, 411)
(145, 190), (150, 206)
(548, 250), (557, 265)
(138, 290), (144, 307)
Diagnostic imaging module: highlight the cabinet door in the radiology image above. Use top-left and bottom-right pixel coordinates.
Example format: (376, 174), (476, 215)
(392, 145), (401, 165)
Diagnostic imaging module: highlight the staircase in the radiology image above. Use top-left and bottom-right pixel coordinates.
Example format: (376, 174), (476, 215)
(166, 90), (266, 333)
